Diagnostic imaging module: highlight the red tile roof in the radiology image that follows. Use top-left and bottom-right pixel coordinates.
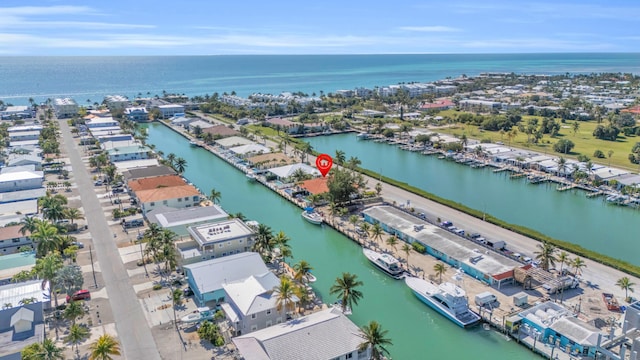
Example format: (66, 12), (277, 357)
(127, 175), (186, 192)
(135, 185), (201, 203)
(300, 178), (329, 195)
(420, 99), (455, 110)
(621, 106), (640, 115)
(0, 225), (28, 240)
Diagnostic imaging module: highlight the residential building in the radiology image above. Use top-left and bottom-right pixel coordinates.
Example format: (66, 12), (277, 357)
(215, 136), (254, 149)
(107, 145), (152, 163)
(0, 225), (31, 254)
(0, 171), (44, 193)
(177, 219), (255, 264)
(104, 95), (129, 111)
(6, 154), (42, 170)
(187, 120), (214, 133)
(233, 307), (370, 360)
(157, 104), (185, 119)
(122, 165), (176, 182)
(0, 106), (31, 120)
(202, 124), (240, 138)
(229, 144), (271, 158)
(8, 131), (39, 142)
(134, 184), (201, 214)
(127, 174), (186, 192)
(221, 271), (284, 336)
(183, 252), (269, 306)
(267, 163), (320, 182)
(52, 98), (78, 118)
(7, 125), (42, 133)
(459, 99), (502, 112)
(146, 204), (229, 236)
(124, 107), (149, 122)
(85, 117), (119, 128)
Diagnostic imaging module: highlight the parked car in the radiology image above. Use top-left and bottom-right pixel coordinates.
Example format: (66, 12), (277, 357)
(469, 233), (481, 239)
(71, 241), (84, 249)
(66, 289), (90, 303)
(440, 221), (453, 227)
(94, 180), (103, 186)
(113, 198), (122, 204)
(112, 187), (125, 194)
(183, 287), (194, 296)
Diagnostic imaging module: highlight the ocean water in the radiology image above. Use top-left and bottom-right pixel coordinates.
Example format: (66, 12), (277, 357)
(2, 53), (640, 106)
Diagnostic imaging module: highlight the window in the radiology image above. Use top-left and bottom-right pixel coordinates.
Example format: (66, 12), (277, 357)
(227, 241), (231, 245)
(218, 244), (223, 248)
(12, 239), (20, 243)
(177, 198), (182, 202)
(266, 320), (272, 327)
(251, 314), (257, 319)
(150, 202), (155, 206)
(346, 354), (353, 359)
(239, 239), (243, 243)
(251, 325), (258, 331)
(266, 309), (271, 315)
(184, 197), (189, 201)
(163, 200), (168, 205)
(193, 196), (199, 202)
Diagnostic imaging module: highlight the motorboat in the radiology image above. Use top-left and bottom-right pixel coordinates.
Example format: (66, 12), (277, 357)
(405, 276), (481, 328)
(246, 173), (257, 182)
(180, 307), (215, 324)
(356, 132), (370, 140)
(362, 248), (405, 279)
(305, 272), (317, 283)
(189, 140), (199, 147)
(301, 208), (323, 225)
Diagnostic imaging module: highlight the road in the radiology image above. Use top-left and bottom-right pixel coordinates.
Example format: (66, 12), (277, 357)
(59, 119), (161, 360)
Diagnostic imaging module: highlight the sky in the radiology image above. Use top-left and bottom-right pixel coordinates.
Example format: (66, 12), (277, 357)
(1, 0), (640, 55)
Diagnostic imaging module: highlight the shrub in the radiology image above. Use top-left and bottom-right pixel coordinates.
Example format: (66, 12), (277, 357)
(411, 242), (426, 254)
(577, 154), (590, 162)
(593, 149), (605, 158)
(553, 139), (574, 154)
(152, 284), (162, 290)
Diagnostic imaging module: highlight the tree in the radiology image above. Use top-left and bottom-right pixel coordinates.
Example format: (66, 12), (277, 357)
(22, 338), (64, 360)
(174, 157), (187, 174)
(66, 323), (90, 358)
(64, 208), (84, 224)
(401, 244), (411, 268)
(251, 224), (274, 260)
(273, 276), (297, 317)
(166, 153), (177, 168)
(534, 241), (557, 271)
(553, 139), (574, 154)
(20, 216), (40, 236)
(557, 251), (570, 275)
(56, 265), (84, 298)
(370, 223), (384, 245)
(273, 230), (292, 272)
(374, 182), (383, 196)
(171, 288), (183, 329)
(348, 215), (359, 233)
(360, 222), (371, 238)
(571, 257), (586, 276)
(433, 263), (447, 283)
(357, 320), (393, 360)
(327, 167), (359, 204)
(386, 236), (398, 253)
(89, 334), (121, 360)
(34, 253), (64, 308)
(209, 188), (222, 204)
(616, 277), (636, 301)
(293, 260), (313, 284)
(329, 272), (364, 314)
(346, 156), (362, 171)
(64, 300), (85, 325)
(608, 150), (614, 167)
(334, 150), (346, 165)
(572, 121), (580, 136)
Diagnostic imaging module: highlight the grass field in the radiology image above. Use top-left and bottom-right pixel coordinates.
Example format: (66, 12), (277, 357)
(433, 113), (640, 171)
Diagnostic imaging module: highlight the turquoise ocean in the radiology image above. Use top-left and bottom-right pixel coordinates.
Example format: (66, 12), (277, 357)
(2, 53), (640, 106)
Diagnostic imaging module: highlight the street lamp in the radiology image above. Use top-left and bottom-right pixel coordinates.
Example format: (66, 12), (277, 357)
(533, 329), (540, 352)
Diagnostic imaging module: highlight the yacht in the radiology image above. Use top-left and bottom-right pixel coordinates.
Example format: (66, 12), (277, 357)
(301, 209), (323, 225)
(180, 307), (215, 324)
(362, 248), (405, 279)
(246, 173), (257, 182)
(405, 276), (481, 328)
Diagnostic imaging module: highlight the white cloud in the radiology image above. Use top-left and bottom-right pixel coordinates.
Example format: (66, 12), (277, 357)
(399, 26), (461, 32)
(0, 5), (94, 16)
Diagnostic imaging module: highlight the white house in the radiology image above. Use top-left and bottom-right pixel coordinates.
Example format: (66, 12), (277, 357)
(157, 104), (185, 119)
(8, 131), (40, 142)
(52, 98), (78, 118)
(232, 307), (370, 360)
(187, 120), (214, 132)
(177, 219), (255, 264)
(267, 163), (320, 181)
(134, 184), (201, 215)
(104, 95), (129, 110)
(6, 154), (42, 170)
(107, 145), (151, 162)
(86, 117), (119, 128)
(124, 107), (149, 122)
(0, 171), (43, 193)
(229, 143), (271, 158)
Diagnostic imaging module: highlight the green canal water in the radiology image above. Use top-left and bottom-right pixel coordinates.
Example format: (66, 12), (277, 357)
(306, 134), (640, 266)
(146, 123), (533, 360)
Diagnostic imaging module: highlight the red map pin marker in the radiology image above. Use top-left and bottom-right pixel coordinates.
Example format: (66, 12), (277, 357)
(315, 154), (333, 177)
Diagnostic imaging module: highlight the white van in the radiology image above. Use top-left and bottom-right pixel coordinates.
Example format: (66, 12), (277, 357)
(475, 291), (497, 307)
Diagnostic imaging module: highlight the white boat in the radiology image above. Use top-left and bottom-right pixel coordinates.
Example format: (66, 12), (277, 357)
(180, 307), (215, 324)
(246, 173), (256, 182)
(362, 248), (405, 279)
(189, 140), (198, 147)
(305, 272), (317, 283)
(405, 276), (481, 328)
(301, 209), (323, 225)
(356, 132), (370, 140)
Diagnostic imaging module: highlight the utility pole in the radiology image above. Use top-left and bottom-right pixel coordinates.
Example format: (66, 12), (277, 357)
(138, 232), (149, 277)
(89, 246), (98, 288)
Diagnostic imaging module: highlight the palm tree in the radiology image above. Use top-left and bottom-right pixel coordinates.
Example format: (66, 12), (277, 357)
(34, 253), (64, 309)
(348, 215), (359, 233)
(209, 188), (222, 204)
(31, 220), (61, 257)
(357, 320), (393, 360)
(40, 338), (65, 360)
(89, 334), (121, 360)
(251, 224), (274, 260)
(433, 263), (447, 283)
(534, 241), (557, 271)
(64, 300), (85, 325)
(556, 156), (568, 177)
(273, 230), (292, 272)
(360, 222), (371, 238)
(174, 157), (187, 174)
(329, 272), (364, 315)
(171, 288), (183, 329)
(20, 216), (40, 235)
(335, 150), (346, 165)
(66, 323), (90, 357)
(166, 153), (177, 168)
(616, 277), (636, 301)
(571, 257), (586, 276)
(557, 251), (570, 275)
(273, 276), (297, 317)
(401, 244), (411, 268)
(370, 223), (384, 245)
(346, 156), (362, 171)
(64, 208), (84, 225)
(386, 236), (398, 253)
(293, 260), (313, 284)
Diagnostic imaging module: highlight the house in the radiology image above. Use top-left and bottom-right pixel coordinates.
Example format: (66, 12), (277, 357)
(187, 120), (214, 133)
(86, 117), (119, 128)
(124, 107), (149, 122)
(157, 104), (185, 119)
(233, 307), (370, 360)
(5, 154), (42, 170)
(8, 131), (39, 142)
(107, 145), (152, 162)
(0, 225), (31, 254)
(7, 125), (42, 134)
(170, 115), (194, 128)
(229, 144), (271, 158)
(202, 124), (240, 138)
(215, 136), (255, 149)
(177, 219), (255, 264)
(52, 98), (78, 118)
(459, 99), (502, 112)
(420, 99), (455, 111)
(246, 153), (296, 171)
(0, 106), (31, 120)
(133, 184), (201, 214)
(267, 163), (320, 182)
(122, 165), (176, 182)
(298, 177), (329, 195)
(127, 174), (186, 192)
(145, 204), (229, 236)
(113, 158), (160, 171)
(183, 252), (269, 306)
(104, 95), (129, 111)
(0, 171), (43, 193)
(0, 280), (48, 359)
(221, 271), (284, 336)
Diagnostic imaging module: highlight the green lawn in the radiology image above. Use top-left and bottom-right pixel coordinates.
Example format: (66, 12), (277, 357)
(434, 116), (640, 171)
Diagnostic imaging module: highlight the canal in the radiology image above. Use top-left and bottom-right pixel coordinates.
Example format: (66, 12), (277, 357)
(146, 123), (533, 360)
(306, 134), (640, 266)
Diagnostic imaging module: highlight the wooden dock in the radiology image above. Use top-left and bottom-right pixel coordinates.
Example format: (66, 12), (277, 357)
(556, 184), (577, 191)
(510, 172), (525, 179)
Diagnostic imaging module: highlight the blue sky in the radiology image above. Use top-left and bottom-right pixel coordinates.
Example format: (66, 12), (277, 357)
(1, 0), (639, 55)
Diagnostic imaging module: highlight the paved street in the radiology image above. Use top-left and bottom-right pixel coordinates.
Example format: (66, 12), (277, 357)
(59, 119), (161, 360)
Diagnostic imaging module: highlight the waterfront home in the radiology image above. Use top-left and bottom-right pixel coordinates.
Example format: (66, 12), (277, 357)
(187, 119), (214, 133)
(92, 132), (131, 144)
(156, 104), (185, 119)
(362, 206), (522, 288)
(183, 252), (269, 306)
(420, 98), (455, 111)
(124, 106), (149, 122)
(146, 204), (229, 236)
(613, 173), (640, 189)
(122, 165), (176, 182)
(101, 139), (142, 151)
(177, 219), (255, 265)
(85, 116), (119, 128)
(0, 171), (43, 193)
(0, 280), (48, 359)
(169, 115), (193, 128)
(267, 163), (321, 183)
(112, 158), (160, 172)
(107, 145), (152, 163)
(298, 177), (329, 196)
(52, 98), (78, 118)
(246, 153), (296, 171)
(0, 225), (31, 254)
(517, 302), (606, 358)
(202, 124), (240, 138)
(233, 307), (370, 360)
(459, 99), (502, 112)
(133, 184), (201, 215)
(127, 174), (186, 192)
(215, 136), (254, 149)
(221, 271), (285, 336)
(229, 143), (271, 158)
(104, 95), (130, 111)
(594, 167), (629, 182)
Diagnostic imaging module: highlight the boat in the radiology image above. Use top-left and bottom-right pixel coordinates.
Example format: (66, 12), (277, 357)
(246, 173), (256, 182)
(189, 140), (198, 147)
(404, 276), (481, 328)
(602, 293), (620, 312)
(301, 208), (323, 225)
(180, 307), (215, 323)
(305, 272), (317, 283)
(362, 248), (405, 279)
(356, 132), (370, 140)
